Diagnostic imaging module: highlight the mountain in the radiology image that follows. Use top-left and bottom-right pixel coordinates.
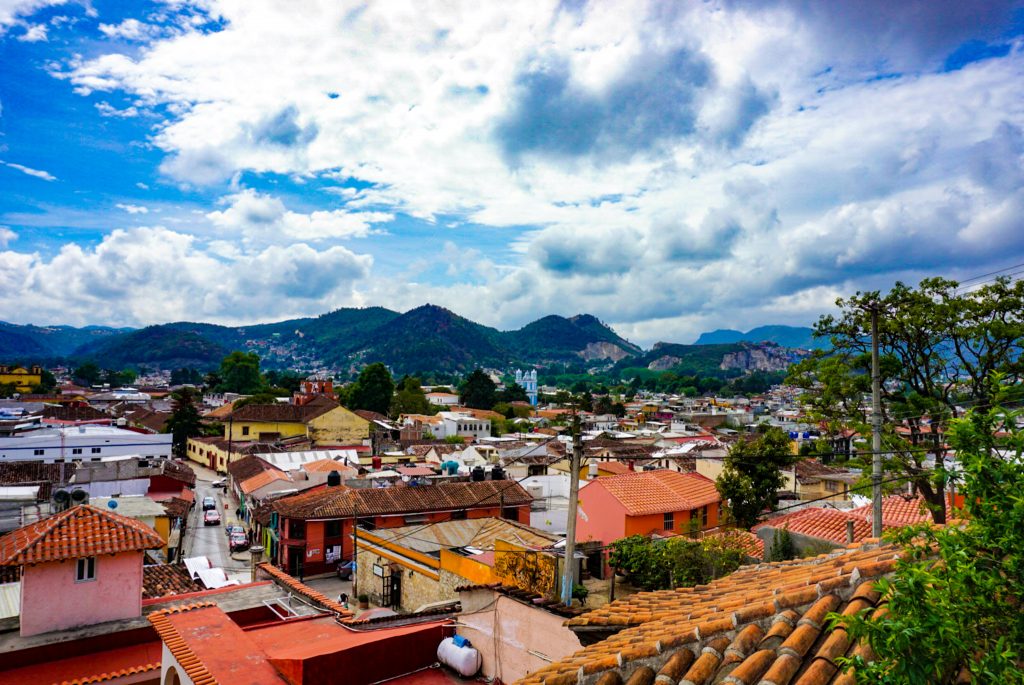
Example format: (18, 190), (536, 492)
(1, 305), (639, 375)
(694, 325), (828, 350)
(613, 341), (749, 376)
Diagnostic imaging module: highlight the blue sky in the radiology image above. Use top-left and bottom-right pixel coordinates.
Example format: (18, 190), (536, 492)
(1, 0), (1023, 346)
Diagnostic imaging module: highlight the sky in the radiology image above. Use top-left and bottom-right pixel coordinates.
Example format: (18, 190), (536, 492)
(1, 0), (1023, 347)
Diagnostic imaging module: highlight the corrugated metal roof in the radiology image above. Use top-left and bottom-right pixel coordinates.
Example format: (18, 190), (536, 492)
(0, 581), (20, 619)
(366, 517), (558, 556)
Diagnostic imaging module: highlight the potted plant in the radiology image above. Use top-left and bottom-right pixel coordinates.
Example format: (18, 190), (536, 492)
(357, 593), (369, 610)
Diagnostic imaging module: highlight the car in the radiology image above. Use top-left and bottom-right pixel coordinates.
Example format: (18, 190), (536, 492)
(203, 509), (221, 526)
(225, 524), (244, 538)
(229, 533), (249, 552)
(336, 560), (354, 580)
(211, 478), (227, 490)
(202, 496), (217, 511)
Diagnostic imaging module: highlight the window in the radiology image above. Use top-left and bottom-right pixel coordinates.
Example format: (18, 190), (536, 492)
(663, 512), (675, 530)
(290, 520), (306, 539)
(72, 448), (82, 455)
(825, 480), (839, 493)
(91, 447), (101, 454)
(33, 449), (44, 456)
(76, 556), (96, 582)
(325, 520), (342, 537)
(242, 426), (250, 436)
(700, 506), (709, 528)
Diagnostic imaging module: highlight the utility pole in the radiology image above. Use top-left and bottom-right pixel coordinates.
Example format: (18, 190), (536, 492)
(869, 303), (883, 538)
(561, 408), (582, 606)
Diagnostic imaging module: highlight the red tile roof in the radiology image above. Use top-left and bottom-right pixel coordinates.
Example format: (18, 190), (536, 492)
(520, 541), (900, 685)
(586, 469), (721, 515)
(142, 563), (203, 599)
(256, 562), (353, 617)
(848, 494), (955, 526)
(240, 468), (291, 495)
(753, 507), (880, 545)
(273, 480), (533, 520)
(229, 395), (343, 423)
(0, 504), (164, 566)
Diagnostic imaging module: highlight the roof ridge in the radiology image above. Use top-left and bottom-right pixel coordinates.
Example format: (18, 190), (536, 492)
(148, 602), (221, 685)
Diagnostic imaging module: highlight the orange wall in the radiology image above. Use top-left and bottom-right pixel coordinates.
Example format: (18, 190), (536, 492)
(440, 549), (495, 585)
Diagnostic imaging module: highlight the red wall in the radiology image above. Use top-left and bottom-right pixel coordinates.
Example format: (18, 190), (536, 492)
(576, 481), (627, 546)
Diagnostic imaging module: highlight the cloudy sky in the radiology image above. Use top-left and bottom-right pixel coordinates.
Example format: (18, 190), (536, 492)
(1, 0), (1022, 346)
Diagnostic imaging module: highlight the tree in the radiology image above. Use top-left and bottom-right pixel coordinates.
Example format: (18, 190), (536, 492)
(73, 362), (102, 387)
(715, 427), (797, 529)
(30, 369), (57, 394)
(800, 277), (1024, 523)
(391, 375), (432, 416)
(608, 535), (744, 591)
(496, 382), (529, 404)
(264, 370), (304, 393)
(170, 367), (203, 386)
(216, 351), (265, 394)
(460, 369), (496, 410)
(231, 392), (282, 409)
(349, 363), (394, 416)
(164, 387), (203, 459)
(838, 390), (1024, 682)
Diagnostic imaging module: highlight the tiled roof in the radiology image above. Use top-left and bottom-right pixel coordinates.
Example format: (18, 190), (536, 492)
(142, 563), (203, 599)
(596, 461), (632, 475)
(273, 480), (533, 519)
(703, 529), (765, 559)
(240, 468), (291, 495)
(229, 395), (340, 423)
(795, 459), (851, 484)
(256, 562), (353, 617)
(125, 407), (171, 433)
(848, 494), (954, 526)
(455, 582), (585, 618)
(753, 508), (880, 546)
(161, 458), (197, 486)
(0, 460), (76, 500)
(226, 454), (277, 482)
(302, 458), (359, 476)
(587, 470), (720, 516)
(520, 541), (900, 685)
(0, 504), (164, 565)
(41, 404), (108, 421)
(161, 496), (192, 519)
(354, 409), (389, 422)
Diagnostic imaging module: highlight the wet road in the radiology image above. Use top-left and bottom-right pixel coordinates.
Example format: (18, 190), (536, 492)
(184, 470), (249, 574)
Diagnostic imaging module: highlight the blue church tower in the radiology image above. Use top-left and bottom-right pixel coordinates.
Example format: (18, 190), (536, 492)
(515, 369), (538, 406)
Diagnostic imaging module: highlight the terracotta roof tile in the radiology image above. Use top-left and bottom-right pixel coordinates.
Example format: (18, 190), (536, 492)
(584, 469), (721, 516)
(240, 468), (291, 495)
(0, 504), (164, 565)
(142, 563), (203, 599)
(256, 562), (353, 617)
(521, 541), (900, 685)
(229, 395), (342, 423)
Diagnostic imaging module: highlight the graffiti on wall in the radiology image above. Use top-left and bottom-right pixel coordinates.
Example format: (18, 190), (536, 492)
(493, 539), (556, 597)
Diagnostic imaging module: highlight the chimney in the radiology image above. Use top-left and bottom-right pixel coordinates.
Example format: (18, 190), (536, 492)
(327, 470), (341, 487)
(846, 519), (855, 545)
(249, 545), (265, 583)
(588, 462), (599, 480)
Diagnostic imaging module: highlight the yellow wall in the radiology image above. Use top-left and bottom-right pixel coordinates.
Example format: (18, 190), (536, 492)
(185, 438), (238, 473)
(153, 515), (171, 556)
(227, 419), (307, 442)
(440, 549), (496, 586)
(0, 367), (41, 392)
(307, 407), (370, 445)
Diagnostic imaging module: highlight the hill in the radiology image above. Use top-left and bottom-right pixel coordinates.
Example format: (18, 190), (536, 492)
(613, 341), (749, 377)
(72, 325), (231, 369)
(501, 313), (641, 363)
(694, 325), (827, 350)
(0, 322), (129, 358)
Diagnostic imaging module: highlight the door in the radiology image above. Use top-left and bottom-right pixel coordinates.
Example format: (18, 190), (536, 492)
(381, 570), (402, 610)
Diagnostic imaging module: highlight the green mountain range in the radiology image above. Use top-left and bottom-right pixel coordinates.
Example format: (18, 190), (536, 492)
(694, 325), (828, 350)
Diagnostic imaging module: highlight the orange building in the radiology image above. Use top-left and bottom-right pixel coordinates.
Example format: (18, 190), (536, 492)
(576, 469), (721, 546)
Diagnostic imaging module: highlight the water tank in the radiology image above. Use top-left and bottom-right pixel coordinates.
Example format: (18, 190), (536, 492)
(70, 489), (89, 505)
(471, 466), (486, 482)
(588, 462), (599, 479)
(490, 466), (505, 481)
(372, 456), (382, 470)
(443, 461), (459, 476)
(327, 470), (342, 487)
(437, 636), (481, 677)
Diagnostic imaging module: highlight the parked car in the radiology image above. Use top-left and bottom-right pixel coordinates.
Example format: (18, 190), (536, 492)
(225, 524), (244, 538)
(336, 560), (354, 580)
(202, 496), (217, 511)
(203, 509), (221, 526)
(229, 532), (248, 552)
(211, 478), (227, 490)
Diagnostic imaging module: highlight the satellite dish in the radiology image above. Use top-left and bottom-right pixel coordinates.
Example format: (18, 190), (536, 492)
(107, 499), (118, 509)
(53, 490), (70, 504)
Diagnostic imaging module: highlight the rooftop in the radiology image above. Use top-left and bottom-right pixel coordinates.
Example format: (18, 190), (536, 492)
(584, 469), (721, 516)
(363, 517), (559, 557)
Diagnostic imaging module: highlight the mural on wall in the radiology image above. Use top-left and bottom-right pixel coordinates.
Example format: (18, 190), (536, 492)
(493, 539), (556, 597)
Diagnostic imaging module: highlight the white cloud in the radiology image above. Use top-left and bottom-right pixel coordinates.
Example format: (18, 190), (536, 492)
(98, 18), (159, 41)
(2, 160), (57, 181)
(16, 21), (46, 40)
(0, 226), (372, 326)
(206, 188), (392, 244)
(0, 0), (67, 30)
(115, 203), (149, 214)
(27, 1), (1024, 341)
(95, 101), (139, 118)
(0, 227), (16, 247)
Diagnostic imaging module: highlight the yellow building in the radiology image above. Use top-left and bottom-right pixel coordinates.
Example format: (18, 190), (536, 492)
(225, 395), (369, 445)
(0, 365), (42, 392)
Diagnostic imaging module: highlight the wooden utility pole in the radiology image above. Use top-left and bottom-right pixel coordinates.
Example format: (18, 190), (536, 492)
(561, 409), (582, 606)
(869, 303), (883, 538)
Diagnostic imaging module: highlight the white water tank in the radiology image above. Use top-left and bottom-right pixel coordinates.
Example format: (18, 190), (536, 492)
(437, 636), (482, 677)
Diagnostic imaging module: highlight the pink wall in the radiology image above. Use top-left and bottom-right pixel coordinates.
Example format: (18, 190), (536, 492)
(20, 551), (144, 637)
(458, 590), (582, 683)
(576, 480), (627, 545)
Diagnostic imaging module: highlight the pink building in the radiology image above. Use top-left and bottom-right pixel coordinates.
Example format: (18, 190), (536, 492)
(0, 504), (164, 637)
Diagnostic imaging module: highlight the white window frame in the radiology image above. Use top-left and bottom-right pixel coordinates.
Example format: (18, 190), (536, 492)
(76, 556), (96, 582)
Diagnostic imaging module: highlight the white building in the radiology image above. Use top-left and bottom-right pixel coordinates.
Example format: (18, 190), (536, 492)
(0, 424), (172, 463)
(425, 392), (460, 407)
(438, 412), (491, 440)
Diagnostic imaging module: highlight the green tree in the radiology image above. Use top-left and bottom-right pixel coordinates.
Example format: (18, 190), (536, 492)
(715, 427), (797, 529)
(496, 382), (529, 404)
(349, 363), (395, 416)
(803, 277), (1024, 523)
(608, 535), (743, 591)
(164, 387), (203, 459)
(391, 375), (432, 416)
(460, 369), (496, 410)
(0, 382), (17, 398)
(768, 528), (796, 561)
(170, 367), (203, 386)
(838, 390), (1024, 682)
(73, 362), (102, 386)
(216, 351), (265, 394)
(231, 392), (282, 409)
(443, 435), (466, 445)
(30, 369), (57, 394)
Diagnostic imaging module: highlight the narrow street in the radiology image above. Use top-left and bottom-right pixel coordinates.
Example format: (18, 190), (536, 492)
(183, 462), (250, 578)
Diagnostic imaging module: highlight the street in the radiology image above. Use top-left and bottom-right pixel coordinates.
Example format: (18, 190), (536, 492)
(183, 462), (250, 579)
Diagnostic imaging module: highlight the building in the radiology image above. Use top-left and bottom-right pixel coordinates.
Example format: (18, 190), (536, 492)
(0, 503), (164, 637)
(425, 391), (460, 407)
(438, 411), (491, 440)
(0, 424), (172, 463)
(353, 517), (560, 612)
(575, 469), (721, 546)
(695, 456), (857, 503)
(271, 479), (534, 576)
(226, 395), (369, 445)
(0, 366), (42, 393)
(514, 369), (539, 406)
(515, 539), (900, 685)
